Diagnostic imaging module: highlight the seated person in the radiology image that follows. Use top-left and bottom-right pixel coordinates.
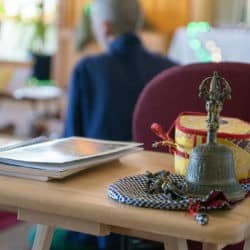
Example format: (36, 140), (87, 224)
(64, 0), (176, 140)
(61, 0), (177, 249)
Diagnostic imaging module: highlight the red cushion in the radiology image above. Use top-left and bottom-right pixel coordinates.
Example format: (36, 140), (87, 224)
(0, 212), (18, 230)
(133, 62), (250, 150)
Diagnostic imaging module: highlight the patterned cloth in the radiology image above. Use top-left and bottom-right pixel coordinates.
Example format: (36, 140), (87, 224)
(108, 173), (250, 212)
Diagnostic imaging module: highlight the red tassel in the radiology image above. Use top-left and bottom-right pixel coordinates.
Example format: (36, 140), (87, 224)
(151, 123), (177, 154)
(188, 202), (201, 216)
(151, 123), (169, 140)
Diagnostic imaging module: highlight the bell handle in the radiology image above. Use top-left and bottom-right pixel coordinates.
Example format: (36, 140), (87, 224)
(199, 71), (231, 144)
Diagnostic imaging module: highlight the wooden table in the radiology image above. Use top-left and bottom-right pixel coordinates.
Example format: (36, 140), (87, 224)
(0, 151), (249, 250)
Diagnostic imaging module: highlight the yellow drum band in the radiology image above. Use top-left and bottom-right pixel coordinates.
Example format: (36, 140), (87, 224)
(174, 114), (250, 180)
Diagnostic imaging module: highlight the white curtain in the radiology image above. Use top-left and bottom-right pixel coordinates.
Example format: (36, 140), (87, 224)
(215, 0), (247, 26)
(246, 0), (250, 25)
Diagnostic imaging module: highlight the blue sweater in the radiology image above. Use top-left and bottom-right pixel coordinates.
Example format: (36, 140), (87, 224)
(64, 33), (176, 140)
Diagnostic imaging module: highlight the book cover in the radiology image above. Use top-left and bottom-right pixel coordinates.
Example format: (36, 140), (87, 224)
(0, 137), (142, 181)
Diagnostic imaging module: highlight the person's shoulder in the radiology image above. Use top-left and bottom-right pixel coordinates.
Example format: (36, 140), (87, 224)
(144, 50), (178, 67)
(74, 53), (112, 71)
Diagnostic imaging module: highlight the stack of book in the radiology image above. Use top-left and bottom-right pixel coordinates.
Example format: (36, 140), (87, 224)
(0, 137), (142, 181)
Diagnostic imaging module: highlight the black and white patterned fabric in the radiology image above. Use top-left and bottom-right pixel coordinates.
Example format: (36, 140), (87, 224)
(108, 173), (250, 211)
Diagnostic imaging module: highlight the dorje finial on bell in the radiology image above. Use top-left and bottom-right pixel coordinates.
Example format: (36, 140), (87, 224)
(185, 71), (246, 201)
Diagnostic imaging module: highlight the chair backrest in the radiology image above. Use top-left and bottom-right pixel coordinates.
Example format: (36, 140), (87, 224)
(133, 62), (250, 150)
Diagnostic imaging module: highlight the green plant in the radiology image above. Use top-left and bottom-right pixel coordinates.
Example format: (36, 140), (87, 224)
(0, 1), (5, 15)
(29, 0), (48, 54)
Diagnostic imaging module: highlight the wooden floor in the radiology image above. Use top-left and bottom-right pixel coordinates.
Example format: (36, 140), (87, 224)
(0, 223), (33, 250)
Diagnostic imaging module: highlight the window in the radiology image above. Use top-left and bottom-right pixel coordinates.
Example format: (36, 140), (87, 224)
(0, 0), (58, 61)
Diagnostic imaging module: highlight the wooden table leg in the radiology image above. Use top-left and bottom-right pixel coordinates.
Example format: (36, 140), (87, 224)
(244, 239), (250, 250)
(32, 224), (54, 250)
(164, 237), (188, 250)
(202, 243), (223, 250)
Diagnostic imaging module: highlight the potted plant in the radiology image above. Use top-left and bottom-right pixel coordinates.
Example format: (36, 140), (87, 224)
(30, 0), (52, 81)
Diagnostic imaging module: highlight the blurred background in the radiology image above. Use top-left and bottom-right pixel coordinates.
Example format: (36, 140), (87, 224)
(0, 0), (250, 249)
(0, 0), (250, 139)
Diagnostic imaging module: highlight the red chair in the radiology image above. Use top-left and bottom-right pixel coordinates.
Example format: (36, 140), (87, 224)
(133, 62), (250, 250)
(0, 211), (18, 230)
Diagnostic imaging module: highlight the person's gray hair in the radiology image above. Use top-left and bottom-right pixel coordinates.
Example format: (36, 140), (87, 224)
(92, 0), (143, 34)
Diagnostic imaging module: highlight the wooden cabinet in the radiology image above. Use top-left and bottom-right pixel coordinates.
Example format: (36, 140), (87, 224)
(59, 0), (190, 33)
(190, 0), (216, 24)
(57, 0), (90, 29)
(140, 0), (189, 34)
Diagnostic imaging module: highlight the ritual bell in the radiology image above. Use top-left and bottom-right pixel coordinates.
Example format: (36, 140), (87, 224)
(185, 72), (246, 202)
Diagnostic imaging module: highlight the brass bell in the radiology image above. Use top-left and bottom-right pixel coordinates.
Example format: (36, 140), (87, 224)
(185, 72), (246, 202)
